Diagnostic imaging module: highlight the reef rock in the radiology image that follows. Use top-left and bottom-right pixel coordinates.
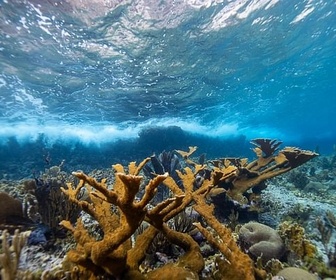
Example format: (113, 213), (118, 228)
(0, 192), (23, 224)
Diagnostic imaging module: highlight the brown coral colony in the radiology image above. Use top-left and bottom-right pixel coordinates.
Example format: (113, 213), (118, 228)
(57, 138), (317, 279)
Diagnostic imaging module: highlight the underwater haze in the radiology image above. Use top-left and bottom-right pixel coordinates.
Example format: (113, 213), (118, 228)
(0, 0), (335, 177)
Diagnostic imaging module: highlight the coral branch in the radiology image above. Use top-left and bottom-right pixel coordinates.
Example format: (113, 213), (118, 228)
(60, 140), (316, 278)
(0, 230), (29, 280)
(202, 140), (318, 204)
(193, 193), (256, 280)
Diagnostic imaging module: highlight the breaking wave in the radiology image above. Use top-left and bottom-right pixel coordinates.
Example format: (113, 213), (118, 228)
(0, 0), (335, 177)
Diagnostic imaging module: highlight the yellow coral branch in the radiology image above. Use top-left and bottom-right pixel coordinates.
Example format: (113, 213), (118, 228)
(129, 157), (151, 175)
(127, 226), (159, 270)
(146, 195), (185, 226)
(70, 172), (118, 205)
(193, 194), (256, 280)
(0, 230), (29, 280)
(137, 173), (168, 208)
(116, 173), (143, 205)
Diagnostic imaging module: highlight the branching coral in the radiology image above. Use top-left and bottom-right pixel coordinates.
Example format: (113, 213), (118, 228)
(195, 139), (318, 205)
(60, 158), (206, 279)
(61, 158), (159, 276)
(192, 194), (257, 280)
(0, 229), (29, 280)
(60, 159), (254, 279)
(60, 139), (317, 279)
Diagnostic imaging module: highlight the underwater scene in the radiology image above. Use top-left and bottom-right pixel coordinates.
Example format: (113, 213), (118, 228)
(0, 0), (336, 279)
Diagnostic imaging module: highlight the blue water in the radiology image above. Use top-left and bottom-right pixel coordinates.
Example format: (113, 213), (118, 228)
(0, 0), (335, 177)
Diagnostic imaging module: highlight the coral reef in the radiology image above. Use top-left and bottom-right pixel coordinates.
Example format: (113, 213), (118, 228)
(60, 159), (255, 278)
(0, 136), (330, 280)
(57, 139), (318, 279)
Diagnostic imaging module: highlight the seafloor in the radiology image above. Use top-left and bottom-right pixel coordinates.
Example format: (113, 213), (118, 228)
(0, 144), (336, 280)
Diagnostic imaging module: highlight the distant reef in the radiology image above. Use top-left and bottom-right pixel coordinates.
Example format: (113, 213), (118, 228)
(0, 126), (250, 179)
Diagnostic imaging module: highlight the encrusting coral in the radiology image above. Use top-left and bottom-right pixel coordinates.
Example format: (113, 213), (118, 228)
(278, 221), (317, 261)
(59, 139), (317, 279)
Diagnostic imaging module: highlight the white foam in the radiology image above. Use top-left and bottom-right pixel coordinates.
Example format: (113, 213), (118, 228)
(0, 117), (291, 147)
(0, 122), (138, 146)
(0, 119), (243, 145)
(136, 118), (240, 138)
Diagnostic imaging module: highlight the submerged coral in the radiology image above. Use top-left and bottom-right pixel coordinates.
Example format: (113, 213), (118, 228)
(57, 139), (317, 279)
(0, 139), (321, 279)
(276, 267), (318, 280)
(0, 229), (30, 280)
(211, 139), (318, 205)
(177, 139), (318, 211)
(278, 221), (317, 262)
(239, 222), (285, 263)
(60, 158), (207, 279)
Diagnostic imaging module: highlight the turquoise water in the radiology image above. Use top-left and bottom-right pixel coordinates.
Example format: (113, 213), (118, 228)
(0, 0), (335, 175)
